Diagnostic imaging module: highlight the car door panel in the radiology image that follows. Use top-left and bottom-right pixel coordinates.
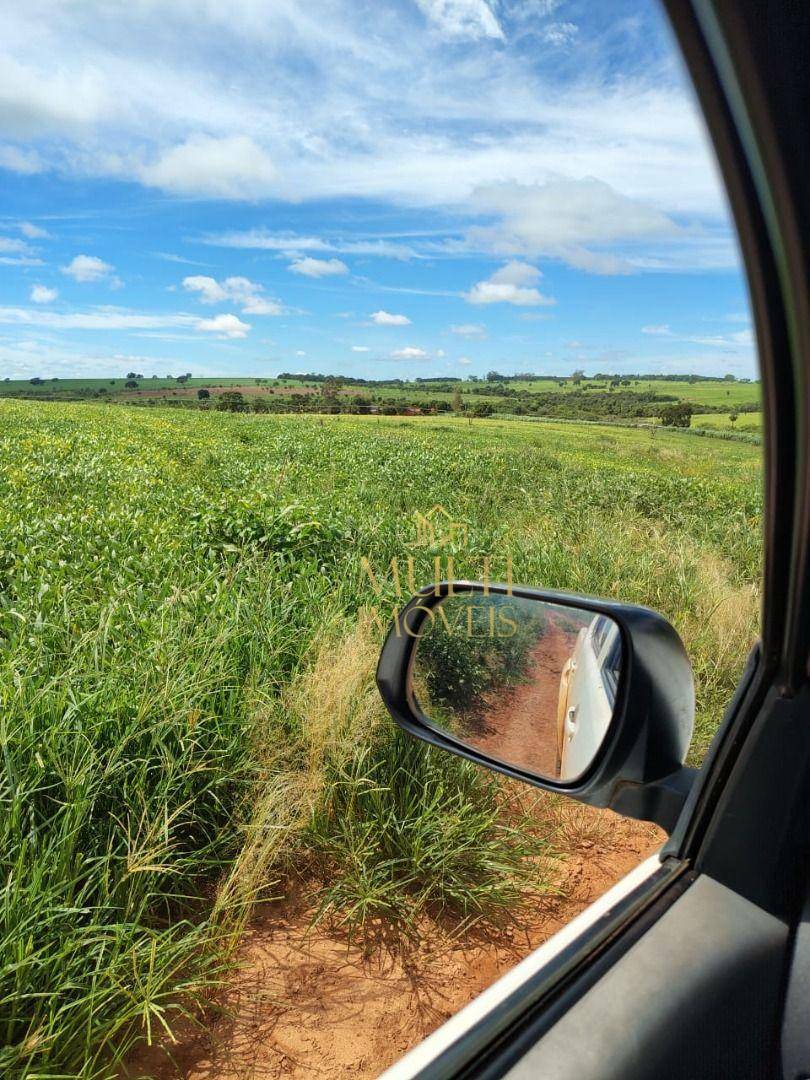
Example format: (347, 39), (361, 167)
(501, 875), (787, 1080)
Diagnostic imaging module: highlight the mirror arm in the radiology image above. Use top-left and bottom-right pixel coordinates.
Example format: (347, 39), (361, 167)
(609, 766), (698, 834)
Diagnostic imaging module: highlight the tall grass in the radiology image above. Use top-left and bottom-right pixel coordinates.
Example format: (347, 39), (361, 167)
(0, 403), (762, 1076)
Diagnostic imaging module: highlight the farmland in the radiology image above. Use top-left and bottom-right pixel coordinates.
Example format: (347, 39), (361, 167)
(0, 402), (761, 1078)
(0, 373), (760, 427)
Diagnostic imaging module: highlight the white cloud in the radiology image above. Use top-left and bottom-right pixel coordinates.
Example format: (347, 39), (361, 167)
(505, 0), (564, 25)
(0, 1), (731, 276)
(0, 255), (44, 266)
(30, 284), (57, 303)
(19, 221), (49, 239)
(638, 323), (751, 352)
(542, 22), (578, 46)
(457, 356), (473, 365)
(61, 254), (115, 283)
(0, 236), (29, 254)
(414, 0), (503, 40)
(351, 345), (370, 352)
(450, 322), (487, 338)
(390, 346), (429, 359)
(139, 135), (277, 199)
(182, 275), (227, 303)
(0, 234), (42, 266)
(642, 324), (671, 335)
(0, 339), (234, 381)
(241, 296), (284, 315)
(0, 145), (43, 174)
(182, 274), (283, 315)
(464, 261), (555, 306)
(371, 309), (411, 325)
(680, 328), (754, 349)
(296, 349), (306, 356)
(288, 256), (349, 278)
(467, 179), (680, 273)
(732, 329), (754, 346)
(0, 304), (250, 338)
(192, 313), (251, 338)
(0, 4), (723, 222)
(204, 230), (417, 260)
(154, 252), (211, 266)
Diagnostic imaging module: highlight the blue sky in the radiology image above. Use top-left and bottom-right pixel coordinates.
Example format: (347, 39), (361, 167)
(0, 0), (756, 381)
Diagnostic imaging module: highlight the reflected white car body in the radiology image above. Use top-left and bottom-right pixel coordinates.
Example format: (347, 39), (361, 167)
(556, 615), (621, 781)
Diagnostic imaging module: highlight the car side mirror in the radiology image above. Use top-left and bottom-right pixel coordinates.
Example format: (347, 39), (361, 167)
(375, 582), (697, 833)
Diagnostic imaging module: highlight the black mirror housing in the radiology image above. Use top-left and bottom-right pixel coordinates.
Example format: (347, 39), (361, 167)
(376, 581), (696, 834)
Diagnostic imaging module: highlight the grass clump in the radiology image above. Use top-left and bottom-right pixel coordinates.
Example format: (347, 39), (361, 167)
(307, 730), (549, 932)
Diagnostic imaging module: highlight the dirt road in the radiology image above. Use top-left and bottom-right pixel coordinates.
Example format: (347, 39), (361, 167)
(125, 803), (662, 1080)
(475, 621), (579, 777)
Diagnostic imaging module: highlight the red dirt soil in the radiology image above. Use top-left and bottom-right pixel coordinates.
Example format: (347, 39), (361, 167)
(475, 620), (579, 777)
(124, 804), (662, 1080)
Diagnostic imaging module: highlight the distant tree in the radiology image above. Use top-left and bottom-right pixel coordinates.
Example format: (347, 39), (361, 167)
(197, 388), (210, 400)
(486, 370), (503, 382)
(381, 405), (398, 415)
(471, 401), (494, 417)
(29, 377), (43, 385)
(217, 390), (247, 412)
(322, 375), (343, 404)
(723, 373), (736, 381)
(729, 412), (738, 427)
(659, 402), (693, 428)
(125, 371), (137, 380)
(124, 380), (139, 389)
(176, 374), (190, 384)
(252, 396), (270, 413)
(451, 386), (463, 412)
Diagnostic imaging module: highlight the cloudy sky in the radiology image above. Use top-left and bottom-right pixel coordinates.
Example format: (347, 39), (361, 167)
(0, 0), (756, 380)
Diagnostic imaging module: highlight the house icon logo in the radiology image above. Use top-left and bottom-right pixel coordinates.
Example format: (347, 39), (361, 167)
(410, 504), (468, 549)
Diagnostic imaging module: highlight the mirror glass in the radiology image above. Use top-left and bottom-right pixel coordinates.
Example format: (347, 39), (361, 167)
(410, 593), (623, 782)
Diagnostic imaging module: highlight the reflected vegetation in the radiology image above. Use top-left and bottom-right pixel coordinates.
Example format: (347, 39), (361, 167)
(411, 593), (622, 781)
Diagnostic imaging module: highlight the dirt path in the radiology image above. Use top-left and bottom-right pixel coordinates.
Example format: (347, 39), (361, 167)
(475, 621), (579, 777)
(125, 804), (662, 1080)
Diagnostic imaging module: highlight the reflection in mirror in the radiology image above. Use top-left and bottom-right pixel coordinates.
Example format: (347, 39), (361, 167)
(410, 593), (622, 782)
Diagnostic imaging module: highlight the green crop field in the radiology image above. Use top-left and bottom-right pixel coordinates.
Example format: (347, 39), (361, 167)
(0, 402), (762, 1078)
(694, 410), (763, 432)
(0, 376), (273, 398)
(0, 373), (761, 416)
